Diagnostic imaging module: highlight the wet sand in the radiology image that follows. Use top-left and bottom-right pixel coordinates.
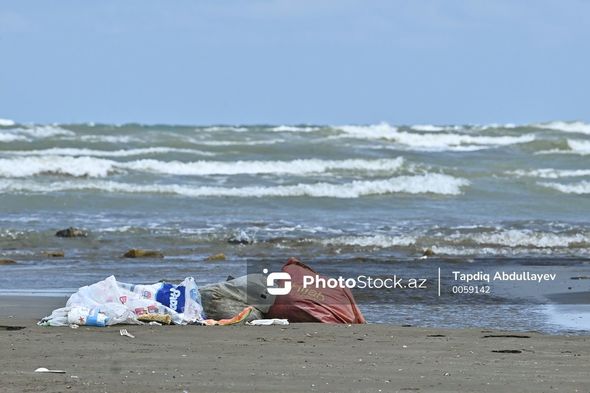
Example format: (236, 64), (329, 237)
(1, 296), (589, 392)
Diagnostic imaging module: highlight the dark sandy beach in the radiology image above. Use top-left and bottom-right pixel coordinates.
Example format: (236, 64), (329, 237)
(1, 296), (589, 393)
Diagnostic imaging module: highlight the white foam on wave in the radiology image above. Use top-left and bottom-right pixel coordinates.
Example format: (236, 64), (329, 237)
(0, 132), (29, 142)
(539, 181), (590, 194)
(508, 168), (590, 179)
(122, 157), (406, 176)
(337, 122), (399, 139)
(201, 126), (249, 132)
(0, 156), (408, 178)
(0, 173), (469, 198)
(0, 118), (16, 127)
(270, 125), (321, 132)
(193, 138), (285, 146)
(410, 124), (459, 132)
(0, 156), (116, 178)
(0, 125), (74, 142)
(314, 227), (590, 253)
(320, 234), (416, 248)
(476, 123), (517, 130)
(335, 122), (535, 151)
(567, 140), (590, 155)
(76, 135), (139, 144)
(1, 147), (215, 158)
(466, 229), (589, 248)
(535, 121), (590, 135)
(12, 125), (75, 138)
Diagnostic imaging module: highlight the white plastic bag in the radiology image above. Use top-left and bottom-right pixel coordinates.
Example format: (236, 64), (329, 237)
(39, 276), (204, 327)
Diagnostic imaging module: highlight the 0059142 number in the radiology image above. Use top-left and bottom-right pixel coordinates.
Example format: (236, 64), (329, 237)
(451, 285), (491, 294)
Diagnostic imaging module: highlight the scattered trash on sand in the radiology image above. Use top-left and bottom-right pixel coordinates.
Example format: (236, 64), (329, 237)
(200, 274), (274, 322)
(247, 319), (289, 326)
(38, 257), (365, 327)
(39, 276), (204, 326)
(267, 258), (366, 324)
(34, 367), (66, 374)
(119, 329), (135, 338)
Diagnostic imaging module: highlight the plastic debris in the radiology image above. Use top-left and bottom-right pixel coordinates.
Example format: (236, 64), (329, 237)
(119, 329), (135, 338)
(247, 319), (289, 326)
(35, 367), (66, 374)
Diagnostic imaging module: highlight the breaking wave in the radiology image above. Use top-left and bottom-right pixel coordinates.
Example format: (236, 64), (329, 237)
(122, 157), (406, 176)
(534, 121), (590, 135)
(508, 168), (590, 179)
(567, 140), (590, 155)
(0, 132), (29, 142)
(0, 156), (117, 178)
(335, 122), (535, 151)
(9, 125), (75, 138)
(0, 173), (469, 197)
(539, 181), (590, 194)
(1, 147), (215, 158)
(0, 118), (16, 127)
(316, 228), (590, 253)
(270, 125), (321, 132)
(0, 156), (407, 178)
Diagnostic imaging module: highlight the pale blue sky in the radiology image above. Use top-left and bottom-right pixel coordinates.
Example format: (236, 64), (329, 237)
(0, 0), (588, 125)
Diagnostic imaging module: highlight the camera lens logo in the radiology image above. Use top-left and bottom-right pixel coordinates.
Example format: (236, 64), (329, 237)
(263, 268), (292, 295)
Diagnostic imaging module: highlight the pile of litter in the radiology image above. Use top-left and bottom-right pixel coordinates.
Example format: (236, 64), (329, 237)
(39, 258), (365, 327)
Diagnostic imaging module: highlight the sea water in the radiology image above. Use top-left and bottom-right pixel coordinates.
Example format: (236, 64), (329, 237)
(1, 120), (589, 333)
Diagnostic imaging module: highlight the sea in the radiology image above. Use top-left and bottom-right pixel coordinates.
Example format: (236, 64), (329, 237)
(1, 119), (589, 334)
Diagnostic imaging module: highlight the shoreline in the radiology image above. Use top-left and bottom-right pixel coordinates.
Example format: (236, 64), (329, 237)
(2, 296), (590, 392)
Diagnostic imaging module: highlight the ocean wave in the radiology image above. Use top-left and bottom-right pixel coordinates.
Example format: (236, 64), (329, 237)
(193, 138), (286, 146)
(534, 121), (590, 135)
(320, 234), (416, 247)
(0, 156), (117, 178)
(0, 132), (29, 142)
(465, 229), (589, 248)
(476, 123), (517, 130)
(567, 140), (590, 155)
(0, 173), (469, 197)
(0, 156), (407, 178)
(315, 228), (590, 253)
(0, 118), (16, 127)
(508, 168), (590, 179)
(335, 122), (535, 151)
(270, 125), (321, 132)
(9, 125), (75, 138)
(409, 124), (461, 132)
(76, 135), (139, 144)
(1, 147), (215, 158)
(201, 126), (249, 132)
(336, 122), (399, 139)
(539, 181), (590, 194)
(122, 157), (406, 176)
(535, 140), (590, 156)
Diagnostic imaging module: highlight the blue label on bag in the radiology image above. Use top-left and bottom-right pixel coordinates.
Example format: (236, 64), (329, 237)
(156, 284), (185, 313)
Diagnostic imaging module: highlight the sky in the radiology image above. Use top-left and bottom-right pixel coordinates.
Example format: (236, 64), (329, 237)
(0, 0), (589, 125)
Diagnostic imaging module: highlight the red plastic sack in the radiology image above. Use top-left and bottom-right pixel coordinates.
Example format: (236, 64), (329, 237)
(267, 258), (366, 324)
